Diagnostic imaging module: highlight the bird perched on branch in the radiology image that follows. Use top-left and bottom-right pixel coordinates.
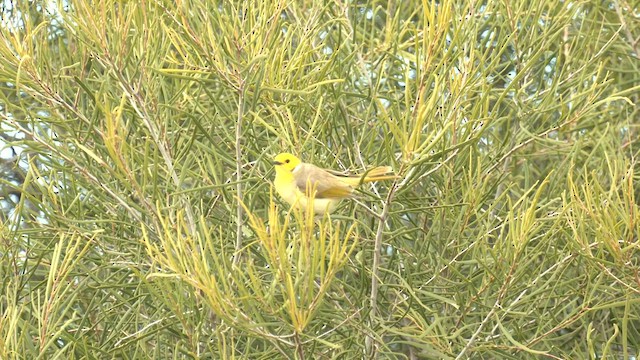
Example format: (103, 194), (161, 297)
(271, 153), (396, 215)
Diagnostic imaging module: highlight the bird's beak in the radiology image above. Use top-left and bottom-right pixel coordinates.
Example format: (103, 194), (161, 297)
(272, 160), (282, 166)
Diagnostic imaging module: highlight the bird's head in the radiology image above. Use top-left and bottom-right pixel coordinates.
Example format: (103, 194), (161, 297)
(272, 153), (301, 173)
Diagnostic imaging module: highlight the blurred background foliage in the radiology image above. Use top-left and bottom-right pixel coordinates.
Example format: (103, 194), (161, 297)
(0, 0), (638, 358)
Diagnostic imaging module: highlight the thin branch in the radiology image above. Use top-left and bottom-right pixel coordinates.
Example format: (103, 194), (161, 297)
(613, 0), (639, 59)
(455, 264), (514, 360)
(365, 170), (403, 358)
(235, 80), (246, 263)
(109, 61), (197, 235)
(4, 115), (146, 228)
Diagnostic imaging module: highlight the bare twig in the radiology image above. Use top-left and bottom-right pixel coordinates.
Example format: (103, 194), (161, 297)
(235, 80), (246, 263)
(613, 0), (639, 59)
(365, 170), (404, 357)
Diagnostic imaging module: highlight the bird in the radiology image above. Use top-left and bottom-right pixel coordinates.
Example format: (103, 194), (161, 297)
(271, 152), (396, 215)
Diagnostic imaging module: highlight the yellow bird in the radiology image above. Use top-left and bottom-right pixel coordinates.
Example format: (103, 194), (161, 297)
(271, 153), (396, 215)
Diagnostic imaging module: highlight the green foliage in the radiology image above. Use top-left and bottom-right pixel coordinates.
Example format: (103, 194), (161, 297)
(0, 0), (638, 358)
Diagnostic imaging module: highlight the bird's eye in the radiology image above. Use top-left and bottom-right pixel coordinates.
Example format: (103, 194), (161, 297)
(285, 159), (290, 163)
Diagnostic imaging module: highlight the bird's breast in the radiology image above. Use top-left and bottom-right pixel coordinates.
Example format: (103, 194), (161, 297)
(274, 173), (338, 214)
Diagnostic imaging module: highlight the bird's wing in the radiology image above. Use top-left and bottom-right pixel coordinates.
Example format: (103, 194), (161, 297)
(294, 163), (354, 199)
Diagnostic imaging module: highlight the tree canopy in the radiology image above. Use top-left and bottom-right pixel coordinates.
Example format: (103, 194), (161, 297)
(0, 0), (638, 358)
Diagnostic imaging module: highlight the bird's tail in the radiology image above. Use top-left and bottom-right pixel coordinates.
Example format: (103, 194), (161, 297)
(341, 166), (397, 186)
